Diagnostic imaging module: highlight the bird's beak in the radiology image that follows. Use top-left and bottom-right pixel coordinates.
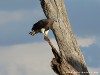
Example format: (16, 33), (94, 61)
(29, 30), (36, 36)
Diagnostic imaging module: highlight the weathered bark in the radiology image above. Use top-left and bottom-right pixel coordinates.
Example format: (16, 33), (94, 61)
(40, 0), (89, 75)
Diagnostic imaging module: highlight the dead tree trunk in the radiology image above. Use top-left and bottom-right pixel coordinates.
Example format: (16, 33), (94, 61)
(39, 0), (89, 75)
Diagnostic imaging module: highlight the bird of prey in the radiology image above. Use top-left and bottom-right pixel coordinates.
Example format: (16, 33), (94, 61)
(29, 19), (54, 37)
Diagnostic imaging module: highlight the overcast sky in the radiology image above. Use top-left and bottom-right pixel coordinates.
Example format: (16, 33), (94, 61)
(0, 0), (100, 75)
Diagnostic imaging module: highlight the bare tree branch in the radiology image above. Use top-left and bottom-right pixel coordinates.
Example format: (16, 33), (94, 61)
(39, 0), (89, 75)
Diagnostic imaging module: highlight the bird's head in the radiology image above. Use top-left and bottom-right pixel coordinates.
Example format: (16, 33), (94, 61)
(29, 30), (36, 36)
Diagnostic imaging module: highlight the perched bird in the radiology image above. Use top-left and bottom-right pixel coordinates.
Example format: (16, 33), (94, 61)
(29, 19), (54, 37)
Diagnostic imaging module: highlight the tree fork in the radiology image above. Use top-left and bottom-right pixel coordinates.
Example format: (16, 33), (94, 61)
(40, 0), (89, 75)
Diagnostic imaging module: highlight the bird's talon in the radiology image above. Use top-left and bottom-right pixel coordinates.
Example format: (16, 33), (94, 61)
(44, 36), (49, 41)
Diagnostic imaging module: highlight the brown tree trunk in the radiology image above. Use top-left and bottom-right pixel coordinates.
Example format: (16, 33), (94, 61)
(40, 0), (89, 75)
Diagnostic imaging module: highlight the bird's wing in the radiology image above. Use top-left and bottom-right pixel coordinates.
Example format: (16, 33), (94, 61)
(32, 19), (49, 30)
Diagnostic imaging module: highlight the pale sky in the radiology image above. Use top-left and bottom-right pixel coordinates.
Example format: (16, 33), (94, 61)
(0, 0), (100, 75)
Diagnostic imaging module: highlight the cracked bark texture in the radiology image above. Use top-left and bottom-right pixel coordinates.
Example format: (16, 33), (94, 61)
(40, 0), (89, 75)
